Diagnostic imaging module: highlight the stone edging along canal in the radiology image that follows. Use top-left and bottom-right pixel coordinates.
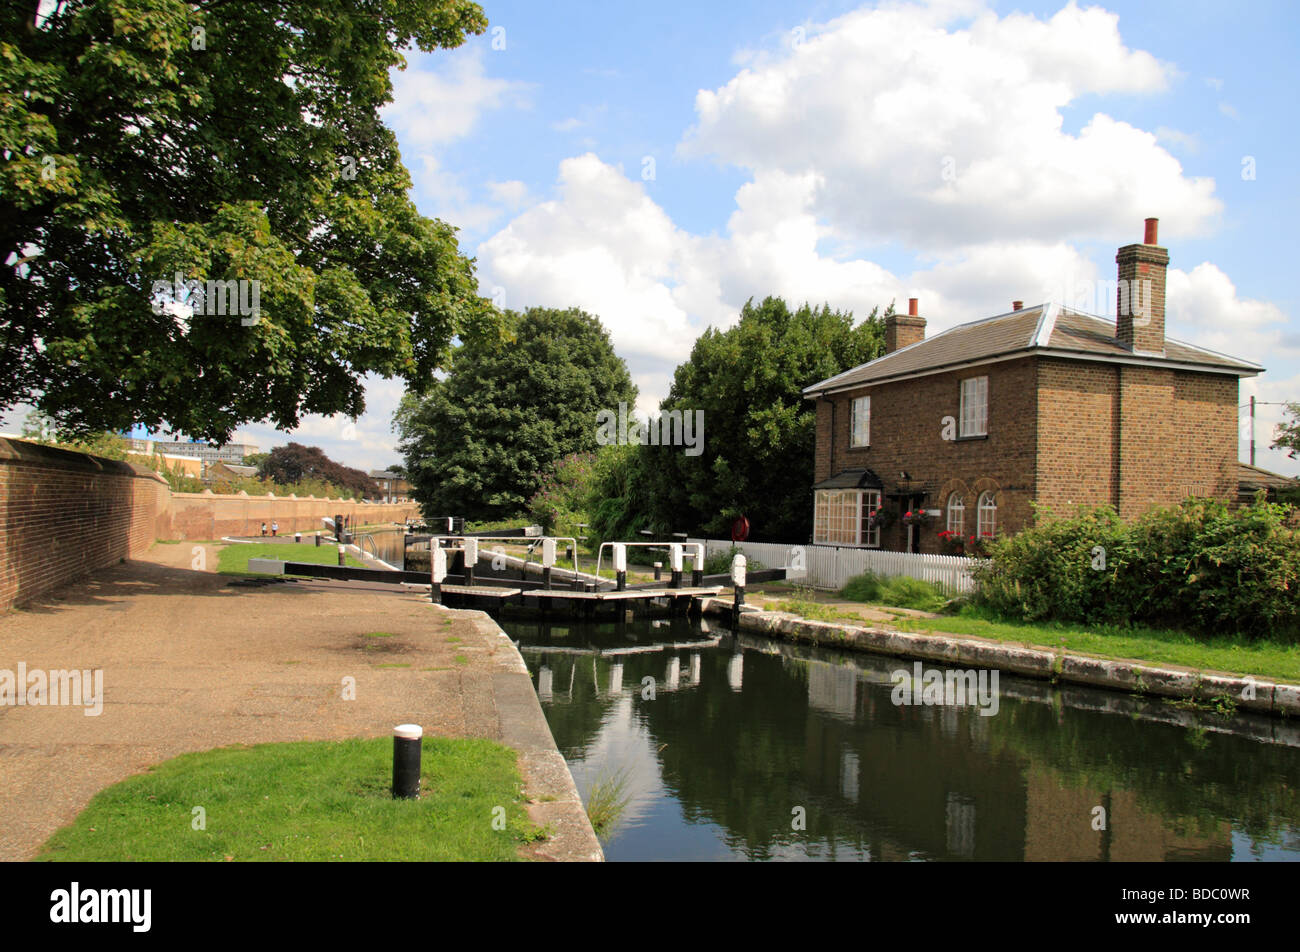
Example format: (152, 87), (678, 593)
(696, 598), (1300, 719)
(438, 605), (604, 862)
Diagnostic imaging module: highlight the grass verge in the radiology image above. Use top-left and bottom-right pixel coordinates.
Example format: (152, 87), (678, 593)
(37, 737), (544, 861)
(217, 542), (367, 574)
(893, 605), (1300, 684)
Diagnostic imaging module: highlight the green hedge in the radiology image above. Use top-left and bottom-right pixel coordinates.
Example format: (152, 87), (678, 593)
(971, 498), (1300, 638)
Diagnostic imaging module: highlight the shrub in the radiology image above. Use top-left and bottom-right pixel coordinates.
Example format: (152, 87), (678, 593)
(840, 571), (884, 603)
(839, 571), (945, 611)
(526, 452), (597, 535)
(704, 545), (762, 575)
(972, 499), (1300, 638)
(881, 576), (947, 612)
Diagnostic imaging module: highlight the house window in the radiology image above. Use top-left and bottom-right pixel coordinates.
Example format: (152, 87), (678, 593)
(946, 493), (965, 535)
(977, 491), (997, 539)
(859, 489), (882, 547)
(959, 376), (988, 437)
(851, 396), (870, 447)
(813, 489), (882, 547)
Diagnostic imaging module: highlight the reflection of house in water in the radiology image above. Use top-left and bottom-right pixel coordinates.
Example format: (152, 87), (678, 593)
(807, 662), (859, 720)
(799, 656), (1234, 861)
(1022, 766), (1231, 861)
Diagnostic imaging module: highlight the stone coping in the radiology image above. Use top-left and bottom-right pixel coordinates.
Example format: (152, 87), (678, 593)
(697, 597), (1300, 719)
(451, 606), (604, 862)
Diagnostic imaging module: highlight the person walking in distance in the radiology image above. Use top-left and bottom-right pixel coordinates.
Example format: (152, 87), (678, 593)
(271, 520), (279, 537)
(261, 522), (267, 537)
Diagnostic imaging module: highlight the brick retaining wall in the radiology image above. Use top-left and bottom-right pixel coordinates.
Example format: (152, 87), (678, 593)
(0, 436), (420, 609)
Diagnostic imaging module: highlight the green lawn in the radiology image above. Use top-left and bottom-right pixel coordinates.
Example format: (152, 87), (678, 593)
(38, 737), (544, 862)
(217, 541), (367, 574)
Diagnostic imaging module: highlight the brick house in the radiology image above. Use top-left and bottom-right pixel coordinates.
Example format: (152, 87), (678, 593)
(802, 219), (1264, 555)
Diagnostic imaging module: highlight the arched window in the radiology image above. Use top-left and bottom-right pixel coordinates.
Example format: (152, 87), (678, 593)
(977, 492), (997, 539)
(946, 493), (965, 535)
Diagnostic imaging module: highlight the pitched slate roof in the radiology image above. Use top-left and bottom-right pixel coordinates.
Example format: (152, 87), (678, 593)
(804, 303), (1263, 396)
(812, 468), (884, 490)
(1238, 462), (1299, 492)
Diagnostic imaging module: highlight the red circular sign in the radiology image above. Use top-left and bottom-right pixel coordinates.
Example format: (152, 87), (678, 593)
(731, 516), (750, 542)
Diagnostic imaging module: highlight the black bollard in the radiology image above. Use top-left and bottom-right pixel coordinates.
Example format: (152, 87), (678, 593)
(616, 570), (626, 591)
(315, 532), (322, 547)
(337, 548), (345, 566)
(392, 724), (422, 799)
(692, 568), (703, 587)
(654, 562), (662, 581)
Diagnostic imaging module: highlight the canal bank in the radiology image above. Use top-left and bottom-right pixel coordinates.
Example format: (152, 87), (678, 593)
(697, 598), (1300, 718)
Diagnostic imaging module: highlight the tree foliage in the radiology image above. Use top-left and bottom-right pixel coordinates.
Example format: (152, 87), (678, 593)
(637, 297), (887, 541)
(258, 442), (376, 498)
(396, 307), (637, 521)
(1, 0), (498, 442)
(1271, 401), (1300, 459)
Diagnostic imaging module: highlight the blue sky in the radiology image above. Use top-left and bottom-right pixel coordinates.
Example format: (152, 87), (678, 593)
(8, 0), (1297, 476)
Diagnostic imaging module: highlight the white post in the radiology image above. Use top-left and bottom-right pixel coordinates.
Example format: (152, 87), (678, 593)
(613, 543), (627, 591)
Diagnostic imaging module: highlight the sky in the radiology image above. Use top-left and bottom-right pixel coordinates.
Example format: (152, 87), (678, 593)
(7, 0), (1299, 476)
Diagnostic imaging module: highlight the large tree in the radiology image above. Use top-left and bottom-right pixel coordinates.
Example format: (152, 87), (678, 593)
(644, 297), (888, 542)
(258, 442), (377, 498)
(396, 307), (637, 521)
(1, 0), (498, 442)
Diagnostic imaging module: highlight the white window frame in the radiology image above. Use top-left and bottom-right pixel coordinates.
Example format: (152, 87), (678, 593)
(959, 376), (988, 437)
(977, 491), (997, 539)
(813, 489), (882, 548)
(850, 396), (870, 447)
(946, 493), (965, 535)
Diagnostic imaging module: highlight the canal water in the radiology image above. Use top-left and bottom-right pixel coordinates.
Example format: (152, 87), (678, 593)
(500, 613), (1300, 862)
(358, 528), (410, 570)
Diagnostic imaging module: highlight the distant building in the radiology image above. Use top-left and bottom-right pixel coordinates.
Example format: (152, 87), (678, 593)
(124, 437), (258, 464)
(368, 470), (411, 503)
(205, 462), (259, 483)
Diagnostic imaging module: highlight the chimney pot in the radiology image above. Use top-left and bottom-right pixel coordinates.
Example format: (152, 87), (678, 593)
(1012, 301), (1023, 311)
(1144, 217), (1159, 245)
(908, 297), (918, 317)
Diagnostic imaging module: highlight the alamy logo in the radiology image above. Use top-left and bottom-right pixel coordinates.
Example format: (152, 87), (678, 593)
(596, 402), (704, 457)
(1040, 277), (1154, 326)
(50, 883), (151, 932)
(890, 662), (999, 716)
(0, 663), (103, 716)
(151, 272), (261, 325)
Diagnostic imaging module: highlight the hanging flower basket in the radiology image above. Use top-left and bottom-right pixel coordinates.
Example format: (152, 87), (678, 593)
(866, 508), (893, 530)
(902, 508), (930, 527)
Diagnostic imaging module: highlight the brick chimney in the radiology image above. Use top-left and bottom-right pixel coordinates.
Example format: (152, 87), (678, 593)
(1115, 217), (1168, 355)
(885, 297), (926, 353)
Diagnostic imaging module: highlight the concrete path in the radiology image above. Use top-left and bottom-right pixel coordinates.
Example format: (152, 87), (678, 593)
(0, 542), (600, 861)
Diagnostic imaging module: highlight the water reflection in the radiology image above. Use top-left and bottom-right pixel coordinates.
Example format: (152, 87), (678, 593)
(501, 615), (1300, 862)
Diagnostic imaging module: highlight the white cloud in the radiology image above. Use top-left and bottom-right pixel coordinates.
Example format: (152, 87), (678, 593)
(486, 179), (531, 209)
(680, 0), (1216, 247)
(1166, 262), (1292, 366)
(1155, 126), (1200, 153)
(382, 47), (530, 149)
(477, 153), (703, 370)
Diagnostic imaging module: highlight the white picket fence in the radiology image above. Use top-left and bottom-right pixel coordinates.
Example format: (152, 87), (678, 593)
(690, 538), (979, 595)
